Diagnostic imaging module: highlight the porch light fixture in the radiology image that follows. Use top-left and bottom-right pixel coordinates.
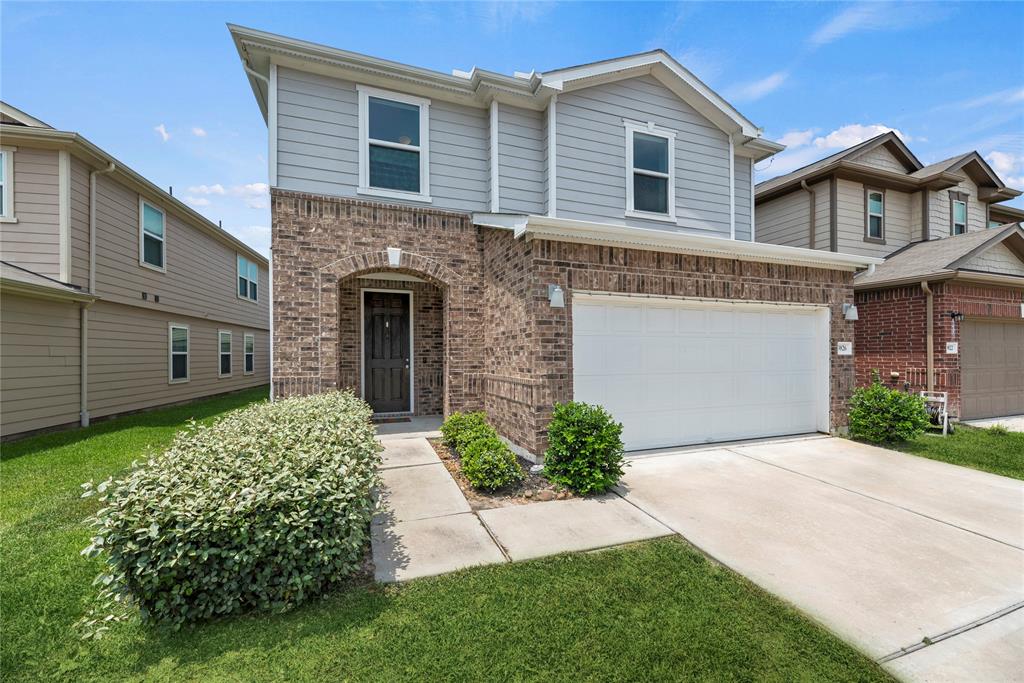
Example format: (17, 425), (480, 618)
(948, 311), (965, 322)
(548, 284), (565, 308)
(386, 247), (402, 267)
(842, 303), (859, 321)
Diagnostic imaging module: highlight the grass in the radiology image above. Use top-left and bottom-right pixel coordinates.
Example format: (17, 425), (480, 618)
(889, 424), (1024, 480)
(2, 387), (892, 682)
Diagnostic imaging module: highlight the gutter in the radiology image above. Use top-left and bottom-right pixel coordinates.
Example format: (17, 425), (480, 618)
(921, 281), (934, 393)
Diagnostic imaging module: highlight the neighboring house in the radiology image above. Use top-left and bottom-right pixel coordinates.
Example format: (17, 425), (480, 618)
(755, 133), (1024, 420)
(0, 102), (270, 439)
(231, 25), (878, 458)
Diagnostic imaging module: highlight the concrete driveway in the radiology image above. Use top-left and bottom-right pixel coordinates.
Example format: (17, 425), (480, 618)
(616, 436), (1024, 682)
(962, 414), (1024, 432)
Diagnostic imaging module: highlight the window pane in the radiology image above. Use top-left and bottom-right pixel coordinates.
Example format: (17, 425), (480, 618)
(369, 145), (420, 192)
(634, 174), (669, 214)
(633, 133), (668, 174)
(0, 186), (4, 214)
(239, 276), (248, 297)
(245, 354), (254, 373)
(238, 255), (246, 277)
(245, 337), (254, 353)
(143, 203), (164, 237)
(220, 354), (232, 375)
(0, 153), (5, 181)
(249, 281), (257, 301)
(220, 333), (231, 352)
(369, 97), (420, 146)
(248, 262), (258, 282)
(953, 201), (966, 223)
(144, 234), (163, 267)
(869, 215), (883, 238)
(171, 327), (188, 352)
(172, 354), (188, 379)
(868, 193), (883, 215)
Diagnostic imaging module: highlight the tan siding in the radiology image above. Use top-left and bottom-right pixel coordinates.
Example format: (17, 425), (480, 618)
(92, 173), (268, 330)
(0, 148), (61, 278)
(756, 190), (810, 248)
(930, 176), (986, 239)
(69, 156), (90, 289)
(963, 242), (1024, 276)
(835, 180), (913, 257)
(86, 301), (269, 420)
(910, 190), (923, 242)
(850, 145), (908, 173)
(1, 293), (81, 435)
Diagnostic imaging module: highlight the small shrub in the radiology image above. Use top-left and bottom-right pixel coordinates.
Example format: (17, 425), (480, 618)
(988, 424), (1010, 436)
(543, 402), (625, 494)
(440, 412), (491, 452)
(461, 436), (524, 491)
(80, 391), (381, 633)
(848, 380), (930, 443)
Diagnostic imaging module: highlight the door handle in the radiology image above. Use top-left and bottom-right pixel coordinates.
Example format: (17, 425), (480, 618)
(404, 358), (410, 369)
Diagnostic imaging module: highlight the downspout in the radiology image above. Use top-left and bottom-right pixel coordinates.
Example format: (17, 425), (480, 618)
(921, 281), (934, 393)
(82, 161), (115, 427)
(800, 180), (816, 249)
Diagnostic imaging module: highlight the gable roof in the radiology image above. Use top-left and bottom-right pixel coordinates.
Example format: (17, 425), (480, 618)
(854, 224), (1024, 289)
(911, 152), (1020, 201)
(227, 25), (782, 160)
(0, 261), (96, 302)
(0, 101), (53, 129)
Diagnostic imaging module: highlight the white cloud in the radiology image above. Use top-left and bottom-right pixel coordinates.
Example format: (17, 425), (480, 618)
(191, 127), (207, 137)
(153, 123), (170, 142)
(727, 71), (788, 102)
(226, 225), (270, 257)
(187, 183), (226, 195)
(812, 123), (907, 149)
(184, 196), (211, 207)
(809, 1), (951, 48)
(235, 182), (269, 196)
(775, 129), (815, 148)
(180, 181), (269, 210)
(986, 151), (1024, 188)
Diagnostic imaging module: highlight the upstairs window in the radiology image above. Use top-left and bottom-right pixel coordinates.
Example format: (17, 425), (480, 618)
(219, 330), (232, 377)
(951, 197), (968, 235)
(0, 148), (13, 221)
(244, 333), (255, 375)
(139, 199), (165, 270)
(988, 220), (1003, 228)
(358, 86), (430, 202)
(624, 121), (676, 222)
(168, 324), (189, 383)
(865, 189), (885, 241)
(237, 255), (258, 301)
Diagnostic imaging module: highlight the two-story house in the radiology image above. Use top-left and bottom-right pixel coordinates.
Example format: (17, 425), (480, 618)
(0, 102), (270, 439)
(231, 25), (879, 458)
(756, 132), (1024, 420)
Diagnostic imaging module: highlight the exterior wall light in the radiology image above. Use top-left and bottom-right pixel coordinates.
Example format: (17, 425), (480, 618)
(548, 284), (565, 308)
(842, 303), (859, 321)
(948, 311), (965, 322)
(386, 247), (402, 267)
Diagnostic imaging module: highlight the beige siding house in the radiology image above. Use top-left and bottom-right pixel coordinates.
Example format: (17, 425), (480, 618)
(0, 102), (270, 439)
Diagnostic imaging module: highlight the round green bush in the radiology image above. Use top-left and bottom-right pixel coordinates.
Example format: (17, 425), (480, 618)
(440, 411), (492, 452)
(543, 402), (625, 494)
(461, 436), (524, 491)
(848, 380), (930, 443)
(80, 391), (382, 630)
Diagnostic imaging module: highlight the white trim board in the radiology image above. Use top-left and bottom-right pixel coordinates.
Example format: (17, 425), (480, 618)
(360, 288), (415, 414)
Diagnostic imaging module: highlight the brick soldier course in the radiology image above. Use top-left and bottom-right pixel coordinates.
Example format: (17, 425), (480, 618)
(273, 188), (858, 457)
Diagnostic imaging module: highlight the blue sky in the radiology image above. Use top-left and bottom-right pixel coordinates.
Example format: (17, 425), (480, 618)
(4, 1), (1023, 255)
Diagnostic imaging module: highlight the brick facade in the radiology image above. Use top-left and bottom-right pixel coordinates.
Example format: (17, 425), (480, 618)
(273, 189), (858, 457)
(855, 281), (1023, 416)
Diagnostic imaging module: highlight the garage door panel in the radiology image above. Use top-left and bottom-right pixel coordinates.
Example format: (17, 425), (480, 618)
(961, 320), (1024, 420)
(573, 296), (827, 451)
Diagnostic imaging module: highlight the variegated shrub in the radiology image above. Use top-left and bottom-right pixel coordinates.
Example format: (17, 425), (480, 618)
(81, 391), (381, 630)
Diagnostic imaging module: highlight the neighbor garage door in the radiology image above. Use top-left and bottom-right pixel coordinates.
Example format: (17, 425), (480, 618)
(960, 319), (1024, 419)
(572, 294), (829, 451)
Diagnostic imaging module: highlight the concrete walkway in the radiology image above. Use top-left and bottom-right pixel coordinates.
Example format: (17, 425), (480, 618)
(370, 436), (671, 582)
(962, 414), (1024, 432)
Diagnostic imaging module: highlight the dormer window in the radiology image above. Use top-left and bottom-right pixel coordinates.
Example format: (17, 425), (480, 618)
(951, 193), (968, 235)
(358, 86), (430, 203)
(624, 121), (676, 222)
(865, 188), (884, 242)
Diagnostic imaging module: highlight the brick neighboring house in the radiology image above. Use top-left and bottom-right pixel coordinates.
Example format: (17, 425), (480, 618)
(756, 133), (1024, 420)
(231, 26), (879, 458)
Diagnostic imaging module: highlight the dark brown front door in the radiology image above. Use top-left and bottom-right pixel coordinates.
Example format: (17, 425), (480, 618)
(364, 290), (411, 413)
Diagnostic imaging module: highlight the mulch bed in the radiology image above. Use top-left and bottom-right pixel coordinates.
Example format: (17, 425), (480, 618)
(428, 438), (578, 510)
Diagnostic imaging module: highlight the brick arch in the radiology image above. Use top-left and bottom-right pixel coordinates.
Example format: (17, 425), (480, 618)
(320, 250), (461, 289)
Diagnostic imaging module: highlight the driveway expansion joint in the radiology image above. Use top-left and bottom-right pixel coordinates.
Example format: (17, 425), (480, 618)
(877, 601), (1024, 663)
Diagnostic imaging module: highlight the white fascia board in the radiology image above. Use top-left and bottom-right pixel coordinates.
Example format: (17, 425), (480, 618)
(520, 214), (883, 271)
(472, 212), (529, 232)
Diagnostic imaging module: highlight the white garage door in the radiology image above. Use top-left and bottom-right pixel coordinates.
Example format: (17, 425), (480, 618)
(572, 294), (830, 451)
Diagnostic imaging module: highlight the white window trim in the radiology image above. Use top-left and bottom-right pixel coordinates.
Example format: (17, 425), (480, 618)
(244, 333), (255, 376)
(237, 254), (259, 303)
(0, 146), (16, 223)
(218, 329), (233, 378)
(168, 323), (190, 384)
(357, 84), (432, 204)
(139, 197), (166, 272)
(952, 198), (968, 235)
(623, 120), (677, 223)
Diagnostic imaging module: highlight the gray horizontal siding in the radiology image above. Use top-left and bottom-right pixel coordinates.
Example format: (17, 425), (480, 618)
(276, 66), (489, 212)
(497, 104), (545, 215)
(757, 189), (812, 249)
(734, 156), (751, 241)
(0, 148), (60, 279)
(554, 75), (732, 237)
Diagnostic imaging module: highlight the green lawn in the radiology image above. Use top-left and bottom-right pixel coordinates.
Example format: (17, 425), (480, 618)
(890, 424), (1024, 480)
(2, 388), (892, 682)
